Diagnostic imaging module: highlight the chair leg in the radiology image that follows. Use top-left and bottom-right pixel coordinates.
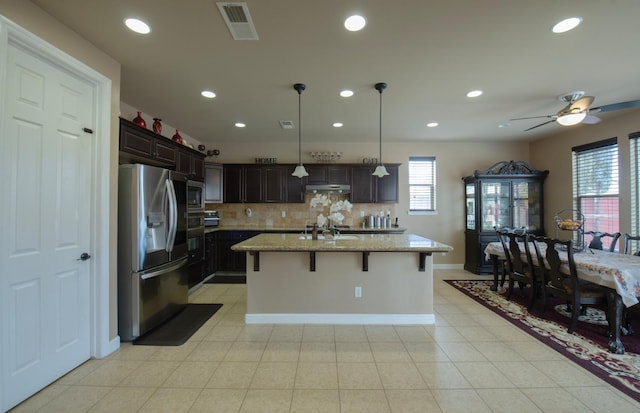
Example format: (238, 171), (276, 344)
(568, 301), (580, 334)
(527, 282), (536, 311)
(506, 276), (515, 300)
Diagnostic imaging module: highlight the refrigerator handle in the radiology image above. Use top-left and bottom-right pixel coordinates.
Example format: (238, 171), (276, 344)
(139, 256), (188, 280)
(166, 179), (178, 252)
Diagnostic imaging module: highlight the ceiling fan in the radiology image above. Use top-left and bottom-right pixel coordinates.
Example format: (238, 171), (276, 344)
(511, 91), (640, 131)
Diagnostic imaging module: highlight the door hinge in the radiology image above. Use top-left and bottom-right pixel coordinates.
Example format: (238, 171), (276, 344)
(82, 127), (94, 134)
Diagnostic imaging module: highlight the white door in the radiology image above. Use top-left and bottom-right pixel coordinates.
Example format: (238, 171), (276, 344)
(1, 40), (94, 409)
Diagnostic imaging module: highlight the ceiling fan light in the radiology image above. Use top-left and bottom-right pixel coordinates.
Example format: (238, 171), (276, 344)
(557, 112), (587, 126)
(292, 164), (309, 178)
(373, 165), (389, 177)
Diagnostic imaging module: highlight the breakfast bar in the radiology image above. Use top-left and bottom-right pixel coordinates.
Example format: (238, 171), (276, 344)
(232, 233), (453, 325)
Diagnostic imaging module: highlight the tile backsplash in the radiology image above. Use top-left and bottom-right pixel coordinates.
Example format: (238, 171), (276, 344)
(206, 194), (397, 229)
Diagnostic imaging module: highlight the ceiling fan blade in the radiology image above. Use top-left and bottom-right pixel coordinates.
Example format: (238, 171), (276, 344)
(510, 115), (556, 121)
(524, 119), (556, 131)
(582, 115), (601, 124)
(568, 96), (594, 112)
(591, 99), (640, 114)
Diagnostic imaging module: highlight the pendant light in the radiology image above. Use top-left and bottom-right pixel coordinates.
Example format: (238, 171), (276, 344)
(373, 82), (389, 177)
(292, 83), (309, 178)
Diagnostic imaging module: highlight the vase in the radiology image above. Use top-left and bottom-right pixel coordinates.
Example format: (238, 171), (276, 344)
(132, 111), (146, 128)
(172, 129), (183, 144)
(152, 118), (162, 134)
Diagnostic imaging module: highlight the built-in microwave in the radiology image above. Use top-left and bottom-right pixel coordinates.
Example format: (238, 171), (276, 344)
(187, 180), (204, 212)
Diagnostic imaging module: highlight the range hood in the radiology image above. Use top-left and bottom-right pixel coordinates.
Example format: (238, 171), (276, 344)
(305, 184), (351, 194)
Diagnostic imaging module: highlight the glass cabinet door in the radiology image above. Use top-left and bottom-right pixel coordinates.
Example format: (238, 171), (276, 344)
(512, 181), (542, 231)
(481, 181), (510, 231)
(465, 184), (475, 230)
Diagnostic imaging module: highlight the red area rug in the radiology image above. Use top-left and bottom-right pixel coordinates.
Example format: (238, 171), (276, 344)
(445, 279), (640, 401)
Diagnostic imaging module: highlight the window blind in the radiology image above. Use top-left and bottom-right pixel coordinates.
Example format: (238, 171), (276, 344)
(572, 138), (619, 245)
(409, 156), (436, 211)
(630, 132), (640, 238)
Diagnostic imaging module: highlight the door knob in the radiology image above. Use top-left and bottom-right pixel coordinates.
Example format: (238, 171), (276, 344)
(77, 252), (91, 261)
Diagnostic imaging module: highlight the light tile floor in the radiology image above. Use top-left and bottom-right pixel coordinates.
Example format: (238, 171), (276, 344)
(10, 269), (640, 412)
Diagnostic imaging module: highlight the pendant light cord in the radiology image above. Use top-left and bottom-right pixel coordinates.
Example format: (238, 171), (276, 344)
(379, 90), (382, 165)
(298, 90), (302, 164)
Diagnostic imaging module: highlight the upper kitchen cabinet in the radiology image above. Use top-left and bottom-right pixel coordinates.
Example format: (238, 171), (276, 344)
(306, 165), (350, 185)
(350, 164), (399, 203)
(119, 118), (205, 180)
(285, 165), (305, 203)
(223, 164), (290, 203)
(204, 163), (223, 203)
(462, 160), (548, 274)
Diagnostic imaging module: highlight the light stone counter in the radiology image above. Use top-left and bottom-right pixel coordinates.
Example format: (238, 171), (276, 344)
(231, 232), (451, 253)
(232, 233), (453, 325)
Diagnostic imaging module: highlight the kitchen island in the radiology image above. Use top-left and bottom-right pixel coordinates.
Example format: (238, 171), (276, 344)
(232, 233), (453, 325)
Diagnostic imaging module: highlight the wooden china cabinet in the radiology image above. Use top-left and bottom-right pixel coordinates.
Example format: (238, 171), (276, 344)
(463, 160), (548, 274)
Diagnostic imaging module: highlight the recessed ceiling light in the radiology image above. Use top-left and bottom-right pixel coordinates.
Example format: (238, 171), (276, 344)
(426, 122), (439, 128)
(340, 90), (354, 98)
(124, 18), (151, 34)
(201, 90), (216, 98)
(552, 17), (582, 33)
(498, 123), (511, 128)
(332, 122), (344, 128)
(466, 90), (483, 98)
(344, 15), (366, 31)
(235, 122), (246, 128)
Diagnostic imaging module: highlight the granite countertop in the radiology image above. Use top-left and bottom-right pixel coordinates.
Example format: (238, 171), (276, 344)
(205, 226), (407, 234)
(231, 233), (453, 253)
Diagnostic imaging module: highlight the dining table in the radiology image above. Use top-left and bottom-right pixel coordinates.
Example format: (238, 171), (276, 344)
(484, 241), (640, 354)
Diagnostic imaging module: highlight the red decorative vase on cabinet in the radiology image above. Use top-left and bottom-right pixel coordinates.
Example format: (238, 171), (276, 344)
(152, 118), (162, 134)
(172, 130), (183, 144)
(132, 111), (146, 128)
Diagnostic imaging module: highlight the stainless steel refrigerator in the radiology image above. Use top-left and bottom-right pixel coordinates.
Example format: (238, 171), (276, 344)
(118, 164), (189, 341)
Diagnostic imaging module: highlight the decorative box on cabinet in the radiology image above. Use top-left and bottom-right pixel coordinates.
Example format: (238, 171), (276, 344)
(462, 160), (548, 274)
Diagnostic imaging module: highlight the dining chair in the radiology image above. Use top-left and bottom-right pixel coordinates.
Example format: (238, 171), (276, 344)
(584, 231), (621, 252)
(505, 232), (538, 310)
(622, 233), (640, 255)
(533, 236), (608, 334)
(495, 227), (513, 288)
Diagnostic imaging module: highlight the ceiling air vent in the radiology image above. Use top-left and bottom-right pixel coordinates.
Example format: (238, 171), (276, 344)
(279, 120), (295, 129)
(217, 2), (259, 40)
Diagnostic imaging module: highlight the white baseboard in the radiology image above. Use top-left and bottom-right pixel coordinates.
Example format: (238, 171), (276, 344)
(245, 313), (435, 325)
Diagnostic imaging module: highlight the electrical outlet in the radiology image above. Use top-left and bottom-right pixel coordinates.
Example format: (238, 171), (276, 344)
(281, 210), (286, 218)
(354, 286), (362, 298)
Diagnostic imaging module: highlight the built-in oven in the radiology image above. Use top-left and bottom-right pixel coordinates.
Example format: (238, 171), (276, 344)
(187, 180), (204, 212)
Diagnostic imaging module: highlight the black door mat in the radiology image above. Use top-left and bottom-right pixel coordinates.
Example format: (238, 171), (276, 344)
(132, 303), (222, 346)
(205, 275), (246, 284)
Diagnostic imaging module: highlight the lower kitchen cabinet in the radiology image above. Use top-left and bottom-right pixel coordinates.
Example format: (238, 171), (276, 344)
(217, 230), (259, 273)
(204, 231), (218, 277)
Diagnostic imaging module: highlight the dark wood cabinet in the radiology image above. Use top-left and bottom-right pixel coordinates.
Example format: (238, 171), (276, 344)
(119, 118), (206, 180)
(223, 164), (244, 203)
(223, 164), (289, 203)
(350, 164), (399, 203)
(222, 163), (399, 204)
(204, 231), (218, 277)
(286, 165), (305, 203)
(463, 160), (548, 274)
(204, 163), (223, 203)
(217, 230), (259, 273)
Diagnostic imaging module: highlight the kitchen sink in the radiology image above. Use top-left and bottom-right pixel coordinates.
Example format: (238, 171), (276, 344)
(298, 234), (360, 240)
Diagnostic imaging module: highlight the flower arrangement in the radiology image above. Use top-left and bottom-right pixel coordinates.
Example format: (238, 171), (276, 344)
(310, 193), (352, 227)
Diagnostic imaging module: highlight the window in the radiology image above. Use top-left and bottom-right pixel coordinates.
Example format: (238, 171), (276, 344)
(409, 156), (436, 212)
(572, 138), (619, 249)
